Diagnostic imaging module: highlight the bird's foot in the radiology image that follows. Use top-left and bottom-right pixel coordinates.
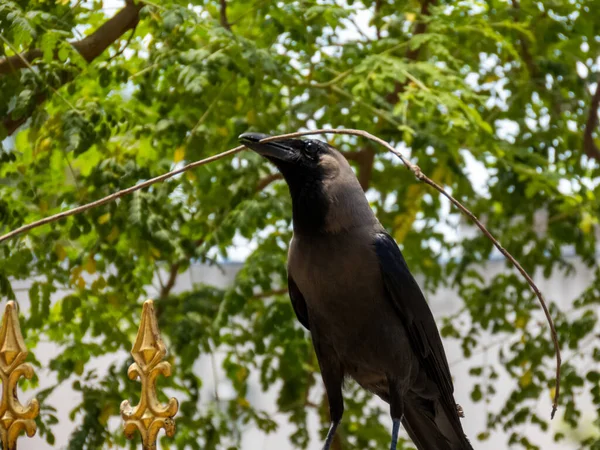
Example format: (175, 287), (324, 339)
(390, 418), (401, 450)
(322, 421), (339, 450)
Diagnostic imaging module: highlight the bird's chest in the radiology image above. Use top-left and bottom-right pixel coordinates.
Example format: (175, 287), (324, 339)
(288, 231), (384, 315)
(288, 231), (403, 362)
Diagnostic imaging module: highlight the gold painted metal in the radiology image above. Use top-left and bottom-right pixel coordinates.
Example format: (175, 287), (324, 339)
(0, 301), (40, 450)
(121, 299), (178, 450)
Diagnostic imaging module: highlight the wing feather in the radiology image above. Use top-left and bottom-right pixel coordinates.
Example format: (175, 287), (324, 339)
(373, 232), (454, 403)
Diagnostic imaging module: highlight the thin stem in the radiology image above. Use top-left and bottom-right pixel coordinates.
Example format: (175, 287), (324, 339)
(0, 146), (244, 244)
(107, 25), (137, 62)
(129, 63), (159, 79)
(305, 69), (352, 88)
(187, 80), (232, 144)
(402, 69), (430, 92)
(330, 86), (401, 128)
(209, 340), (221, 404)
(61, 146), (82, 193)
(140, 0), (165, 10)
(155, 267), (166, 291)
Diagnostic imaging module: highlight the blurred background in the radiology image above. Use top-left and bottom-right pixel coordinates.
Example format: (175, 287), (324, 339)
(1, 0), (599, 449)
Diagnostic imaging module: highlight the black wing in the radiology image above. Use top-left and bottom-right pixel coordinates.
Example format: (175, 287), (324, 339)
(373, 232), (454, 403)
(288, 274), (310, 330)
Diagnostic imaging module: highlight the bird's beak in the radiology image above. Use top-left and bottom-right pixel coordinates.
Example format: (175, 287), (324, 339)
(239, 132), (299, 163)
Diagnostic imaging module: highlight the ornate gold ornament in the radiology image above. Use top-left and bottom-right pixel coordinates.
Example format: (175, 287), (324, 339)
(121, 299), (178, 450)
(0, 301), (40, 450)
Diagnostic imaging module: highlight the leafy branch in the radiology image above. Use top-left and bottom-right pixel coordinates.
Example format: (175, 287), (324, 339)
(0, 33), (79, 113)
(0, 146), (243, 243)
(0, 0), (143, 135)
(0, 1), (142, 75)
(583, 81), (600, 161)
(0, 128), (561, 419)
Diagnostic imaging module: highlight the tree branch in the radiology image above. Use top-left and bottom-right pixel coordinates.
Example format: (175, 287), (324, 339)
(510, 0), (539, 79)
(219, 0), (231, 31)
(0, 2), (143, 136)
(0, 2), (142, 75)
(2, 92), (47, 135)
(386, 0), (435, 103)
(107, 23), (137, 62)
(374, 0), (383, 40)
(254, 287), (287, 298)
(159, 237), (206, 298)
(0, 129), (561, 420)
(332, 0), (436, 195)
(256, 173), (283, 192)
(356, 147), (376, 191)
(583, 81), (600, 161)
(511, 2), (597, 161)
(160, 262), (181, 298)
(406, 0), (433, 61)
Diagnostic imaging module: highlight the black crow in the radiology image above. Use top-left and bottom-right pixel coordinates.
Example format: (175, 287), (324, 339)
(239, 132), (473, 450)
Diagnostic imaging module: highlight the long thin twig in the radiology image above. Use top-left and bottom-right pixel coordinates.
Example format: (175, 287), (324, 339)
(0, 146), (244, 244)
(107, 24), (137, 62)
(187, 80), (232, 143)
(0, 128), (560, 418)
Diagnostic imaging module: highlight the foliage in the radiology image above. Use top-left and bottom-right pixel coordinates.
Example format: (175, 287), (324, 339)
(1, 0), (600, 449)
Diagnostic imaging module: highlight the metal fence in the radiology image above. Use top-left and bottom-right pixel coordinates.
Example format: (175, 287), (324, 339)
(0, 299), (178, 450)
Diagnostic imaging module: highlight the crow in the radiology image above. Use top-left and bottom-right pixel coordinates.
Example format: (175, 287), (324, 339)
(239, 132), (473, 450)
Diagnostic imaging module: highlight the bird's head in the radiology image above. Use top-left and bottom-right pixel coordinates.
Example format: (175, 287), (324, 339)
(239, 132), (334, 178)
(239, 132), (376, 235)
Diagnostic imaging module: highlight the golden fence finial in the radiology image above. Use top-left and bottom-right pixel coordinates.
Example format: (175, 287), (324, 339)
(121, 299), (179, 450)
(0, 301), (40, 450)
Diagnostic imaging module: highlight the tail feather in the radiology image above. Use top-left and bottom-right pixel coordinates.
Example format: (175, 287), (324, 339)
(402, 397), (474, 450)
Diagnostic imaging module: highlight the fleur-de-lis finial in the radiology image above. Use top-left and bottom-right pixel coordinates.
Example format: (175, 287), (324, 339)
(121, 299), (178, 450)
(0, 301), (40, 450)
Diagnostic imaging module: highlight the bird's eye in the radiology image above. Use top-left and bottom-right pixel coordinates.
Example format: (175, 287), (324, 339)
(305, 141), (317, 155)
